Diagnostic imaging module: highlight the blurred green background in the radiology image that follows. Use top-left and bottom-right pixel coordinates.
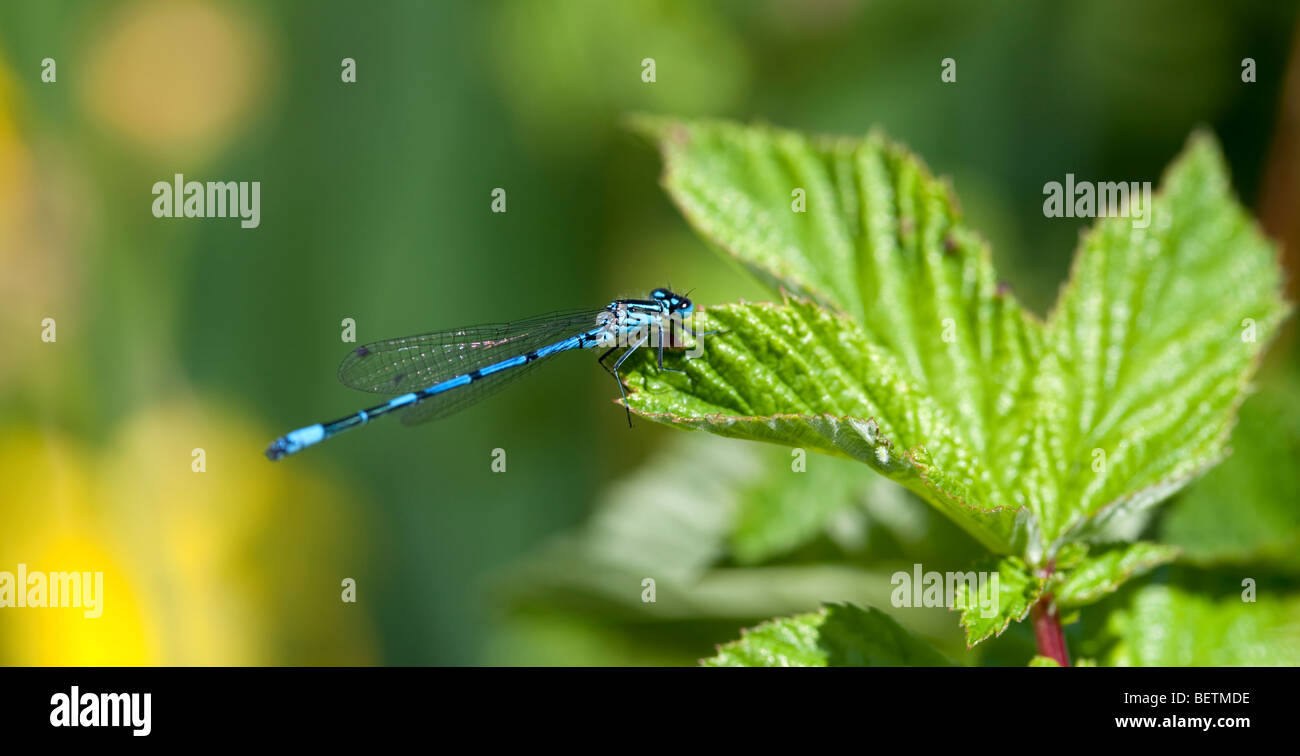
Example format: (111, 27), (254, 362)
(1, 0), (1297, 665)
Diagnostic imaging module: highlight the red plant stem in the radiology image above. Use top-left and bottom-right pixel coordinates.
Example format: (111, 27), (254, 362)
(1031, 559), (1070, 666)
(1031, 597), (1071, 667)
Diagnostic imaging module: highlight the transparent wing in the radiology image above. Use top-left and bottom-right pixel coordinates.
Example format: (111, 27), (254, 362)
(337, 307), (609, 396)
(398, 351), (558, 425)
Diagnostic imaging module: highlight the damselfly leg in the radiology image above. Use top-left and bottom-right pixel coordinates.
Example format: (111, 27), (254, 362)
(609, 331), (649, 427)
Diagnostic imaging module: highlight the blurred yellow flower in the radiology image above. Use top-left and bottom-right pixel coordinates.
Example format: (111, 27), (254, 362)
(0, 56), (96, 395)
(78, 0), (271, 158)
(0, 400), (376, 665)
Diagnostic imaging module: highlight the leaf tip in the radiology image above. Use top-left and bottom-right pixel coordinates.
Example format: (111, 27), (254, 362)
(623, 113), (694, 152)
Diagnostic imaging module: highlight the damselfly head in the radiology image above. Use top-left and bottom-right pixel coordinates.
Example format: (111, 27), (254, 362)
(651, 287), (693, 316)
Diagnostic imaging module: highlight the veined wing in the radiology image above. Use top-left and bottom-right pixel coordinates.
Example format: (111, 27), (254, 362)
(397, 344), (563, 426)
(337, 307), (610, 396)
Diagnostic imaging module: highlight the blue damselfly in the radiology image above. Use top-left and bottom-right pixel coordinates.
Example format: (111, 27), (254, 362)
(265, 287), (705, 460)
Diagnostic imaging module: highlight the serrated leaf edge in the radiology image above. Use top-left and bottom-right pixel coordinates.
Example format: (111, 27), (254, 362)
(1054, 543), (1180, 608)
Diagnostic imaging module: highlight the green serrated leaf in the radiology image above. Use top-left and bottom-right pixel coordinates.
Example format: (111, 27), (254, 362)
(1025, 133), (1291, 550)
(1055, 542), (1180, 608)
(628, 117), (1289, 569)
(630, 120), (1042, 541)
(952, 555), (1045, 646)
(1104, 584), (1300, 666)
(1053, 541), (1090, 570)
(626, 298), (1023, 553)
(703, 602), (955, 667)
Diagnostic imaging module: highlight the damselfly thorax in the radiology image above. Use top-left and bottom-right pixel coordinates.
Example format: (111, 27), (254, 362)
(594, 298), (696, 350)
